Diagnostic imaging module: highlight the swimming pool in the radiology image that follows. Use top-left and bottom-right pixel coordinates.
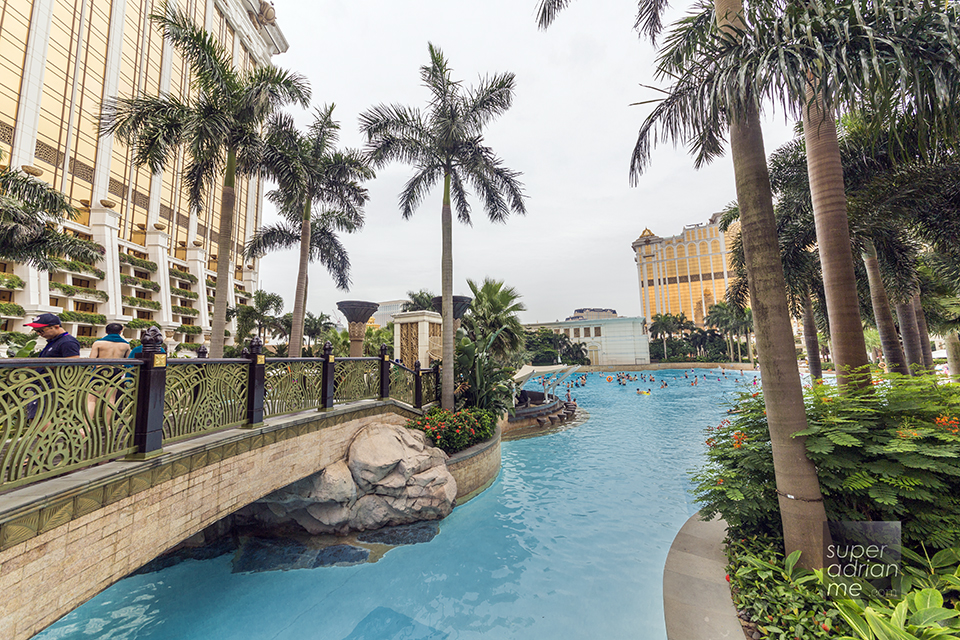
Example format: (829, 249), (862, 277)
(37, 368), (758, 640)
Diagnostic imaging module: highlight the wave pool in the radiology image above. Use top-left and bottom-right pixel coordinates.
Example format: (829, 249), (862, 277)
(37, 368), (758, 640)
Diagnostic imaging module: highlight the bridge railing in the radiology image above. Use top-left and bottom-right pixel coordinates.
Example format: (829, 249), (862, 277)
(0, 333), (440, 492)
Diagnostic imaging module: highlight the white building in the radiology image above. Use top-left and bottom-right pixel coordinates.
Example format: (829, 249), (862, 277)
(525, 316), (650, 366)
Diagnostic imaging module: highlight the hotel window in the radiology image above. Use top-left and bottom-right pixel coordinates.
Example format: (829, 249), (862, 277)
(583, 327), (591, 338)
(76, 302), (95, 313)
(564, 328), (570, 337)
(573, 328), (580, 338)
(76, 326), (94, 337)
(595, 326), (601, 337)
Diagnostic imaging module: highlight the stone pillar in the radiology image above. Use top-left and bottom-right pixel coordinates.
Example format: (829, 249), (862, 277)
(392, 310), (442, 367)
(337, 301), (379, 358)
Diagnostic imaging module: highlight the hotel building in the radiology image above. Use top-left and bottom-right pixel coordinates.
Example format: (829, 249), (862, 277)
(0, 0), (288, 349)
(524, 316), (651, 367)
(631, 212), (738, 327)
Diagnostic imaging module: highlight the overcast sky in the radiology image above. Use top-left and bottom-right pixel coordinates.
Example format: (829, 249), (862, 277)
(256, 0), (797, 325)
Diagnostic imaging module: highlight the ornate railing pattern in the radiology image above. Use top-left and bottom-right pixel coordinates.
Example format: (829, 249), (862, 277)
(390, 365), (415, 406)
(0, 360), (140, 490)
(421, 368), (438, 406)
(163, 360), (248, 442)
(333, 358), (380, 404)
(263, 359), (325, 418)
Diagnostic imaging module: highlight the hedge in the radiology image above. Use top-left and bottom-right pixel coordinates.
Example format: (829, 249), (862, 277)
(117, 253), (158, 272)
(122, 295), (161, 310)
(49, 281), (109, 302)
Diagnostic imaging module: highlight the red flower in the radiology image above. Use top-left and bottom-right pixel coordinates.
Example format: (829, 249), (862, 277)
(725, 574), (730, 582)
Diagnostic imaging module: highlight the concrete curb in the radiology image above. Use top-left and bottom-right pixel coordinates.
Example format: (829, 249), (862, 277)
(663, 512), (744, 640)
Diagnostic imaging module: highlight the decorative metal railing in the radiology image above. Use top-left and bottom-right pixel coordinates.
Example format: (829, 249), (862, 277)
(263, 359), (325, 418)
(163, 360), (249, 442)
(0, 332), (443, 492)
(333, 358), (380, 404)
(390, 364), (416, 406)
(0, 359), (140, 490)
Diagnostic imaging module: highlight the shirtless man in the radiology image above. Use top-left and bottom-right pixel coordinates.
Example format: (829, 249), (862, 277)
(87, 323), (131, 420)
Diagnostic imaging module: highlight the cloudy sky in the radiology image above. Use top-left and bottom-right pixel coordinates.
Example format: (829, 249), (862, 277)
(256, 0), (797, 325)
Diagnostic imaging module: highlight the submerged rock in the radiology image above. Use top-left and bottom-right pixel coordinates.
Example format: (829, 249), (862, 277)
(236, 422), (457, 535)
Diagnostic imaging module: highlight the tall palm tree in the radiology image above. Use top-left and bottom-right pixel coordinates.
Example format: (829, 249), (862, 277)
(402, 289), (437, 312)
(253, 107), (373, 357)
(228, 289), (284, 342)
(538, 0), (829, 567)
(303, 311), (334, 353)
(99, 1), (310, 357)
(461, 278), (527, 365)
(360, 44), (527, 410)
(648, 313), (678, 361)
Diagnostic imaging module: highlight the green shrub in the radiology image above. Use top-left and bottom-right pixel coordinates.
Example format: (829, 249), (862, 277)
(129, 339), (141, 348)
(177, 324), (203, 335)
(207, 295), (215, 304)
(117, 253), (158, 272)
(172, 305), (199, 316)
(692, 374), (960, 549)
(170, 269), (197, 284)
(406, 407), (496, 454)
(0, 331), (33, 346)
(77, 336), (98, 347)
(122, 295), (161, 310)
(0, 302), (25, 317)
(120, 274), (160, 292)
(171, 287), (199, 300)
(0, 273), (25, 289)
(126, 319), (160, 330)
(59, 311), (106, 325)
(205, 279), (216, 289)
(177, 342), (202, 352)
(49, 281), (109, 301)
(51, 259), (105, 279)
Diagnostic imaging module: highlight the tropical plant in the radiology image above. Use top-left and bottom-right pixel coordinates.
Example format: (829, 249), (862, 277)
(363, 323), (394, 358)
(406, 406), (497, 454)
(227, 290), (284, 342)
(304, 311), (334, 351)
(649, 313), (679, 361)
(402, 289), (437, 312)
(99, 0), (310, 357)
(246, 105), (373, 356)
(454, 327), (514, 416)
(524, 327), (589, 366)
(360, 43), (527, 410)
(461, 278), (527, 365)
(0, 152), (103, 270)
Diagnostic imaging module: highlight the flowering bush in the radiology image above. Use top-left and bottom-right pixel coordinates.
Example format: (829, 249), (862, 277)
(406, 407), (497, 454)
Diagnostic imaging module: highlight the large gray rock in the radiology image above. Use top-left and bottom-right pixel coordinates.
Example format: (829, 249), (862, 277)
(237, 423), (457, 535)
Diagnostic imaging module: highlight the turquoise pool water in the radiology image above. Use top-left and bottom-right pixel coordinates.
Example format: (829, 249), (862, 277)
(38, 368), (759, 640)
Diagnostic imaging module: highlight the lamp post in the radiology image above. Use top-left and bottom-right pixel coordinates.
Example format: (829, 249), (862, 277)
(336, 301), (379, 357)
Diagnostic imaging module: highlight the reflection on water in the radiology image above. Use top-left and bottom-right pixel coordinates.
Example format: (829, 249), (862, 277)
(37, 368), (758, 640)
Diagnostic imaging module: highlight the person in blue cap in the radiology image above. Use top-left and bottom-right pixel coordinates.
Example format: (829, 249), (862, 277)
(25, 313), (80, 358)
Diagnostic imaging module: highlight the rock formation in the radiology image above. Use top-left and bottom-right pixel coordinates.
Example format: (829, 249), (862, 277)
(236, 423), (457, 535)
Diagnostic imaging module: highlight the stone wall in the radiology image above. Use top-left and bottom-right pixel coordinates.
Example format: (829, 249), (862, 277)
(446, 426), (501, 503)
(0, 404), (416, 640)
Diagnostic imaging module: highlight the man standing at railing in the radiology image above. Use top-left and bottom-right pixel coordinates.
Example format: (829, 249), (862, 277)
(89, 323), (131, 359)
(26, 314), (80, 358)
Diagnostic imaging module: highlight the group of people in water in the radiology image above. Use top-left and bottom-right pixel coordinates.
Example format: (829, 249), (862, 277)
(535, 367), (758, 402)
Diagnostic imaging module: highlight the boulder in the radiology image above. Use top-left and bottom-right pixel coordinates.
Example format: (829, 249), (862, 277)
(237, 422), (457, 535)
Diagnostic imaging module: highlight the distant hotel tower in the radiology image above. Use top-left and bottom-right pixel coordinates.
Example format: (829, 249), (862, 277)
(631, 212), (738, 327)
(0, 0), (288, 348)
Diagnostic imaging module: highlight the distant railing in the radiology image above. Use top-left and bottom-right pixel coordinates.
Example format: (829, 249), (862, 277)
(0, 331), (441, 492)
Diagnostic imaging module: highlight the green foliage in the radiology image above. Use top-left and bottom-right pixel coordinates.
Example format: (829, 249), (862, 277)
(122, 295), (161, 310)
(727, 536), (848, 640)
(524, 326), (589, 366)
(127, 319), (160, 329)
(693, 374), (960, 549)
(76, 336), (98, 347)
(170, 269), (197, 284)
(120, 274), (160, 291)
(171, 287), (199, 300)
(177, 324), (203, 335)
(177, 342), (202, 352)
(205, 279), (216, 289)
(49, 281), (109, 301)
(0, 273), (25, 289)
(0, 331), (34, 346)
(128, 339), (141, 348)
(0, 302), (25, 317)
(406, 407), (497, 454)
(59, 310), (106, 325)
(454, 328), (514, 415)
(363, 324), (394, 358)
(402, 289), (436, 312)
(461, 278), (527, 365)
(171, 305), (199, 316)
(6, 338), (38, 357)
(207, 296), (215, 304)
(52, 258), (105, 279)
(117, 252), (158, 272)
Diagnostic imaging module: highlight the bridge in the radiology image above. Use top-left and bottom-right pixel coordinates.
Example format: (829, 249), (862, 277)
(0, 331), (452, 639)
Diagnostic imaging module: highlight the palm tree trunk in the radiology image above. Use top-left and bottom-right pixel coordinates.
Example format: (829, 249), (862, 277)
(210, 149), (237, 358)
(288, 200), (311, 358)
(440, 173), (455, 410)
(914, 294), (934, 371)
(862, 241), (908, 376)
(736, 333), (742, 362)
(802, 290), (823, 380)
(746, 331), (755, 367)
(802, 85), (870, 388)
(946, 332), (960, 383)
(663, 336), (668, 360)
(727, 334), (733, 361)
(896, 297), (923, 373)
(726, 94), (827, 568)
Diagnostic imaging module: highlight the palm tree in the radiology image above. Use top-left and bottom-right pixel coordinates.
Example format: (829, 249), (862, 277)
(704, 302), (736, 362)
(648, 313), (678, 361)
(228, 289), (284, 342)
(538, 0), (830, 566)
(402, 289), (437, 312)
(461, 278), (527, 364)
(99, 1), (310, 357)
(0, 157), (102, 270)
(252, 107), (373, 357)
(360, 44), (527, 410)
(303, 311), (334, 353)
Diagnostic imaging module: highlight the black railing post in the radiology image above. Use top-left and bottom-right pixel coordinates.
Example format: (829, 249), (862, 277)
(196, 345), (208, 359)
(129, 326), (165, 459)
(414, 360), (423, 408)
(245, 336), (265, 428)
(434, 364), (441, 403)
(379, 343), (390, 400)
(320, 341), (334, 409)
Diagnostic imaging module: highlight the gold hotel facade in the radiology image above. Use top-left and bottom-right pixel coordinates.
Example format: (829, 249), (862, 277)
(0, 0), (288, 348)
(631, 212), (738, 328)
